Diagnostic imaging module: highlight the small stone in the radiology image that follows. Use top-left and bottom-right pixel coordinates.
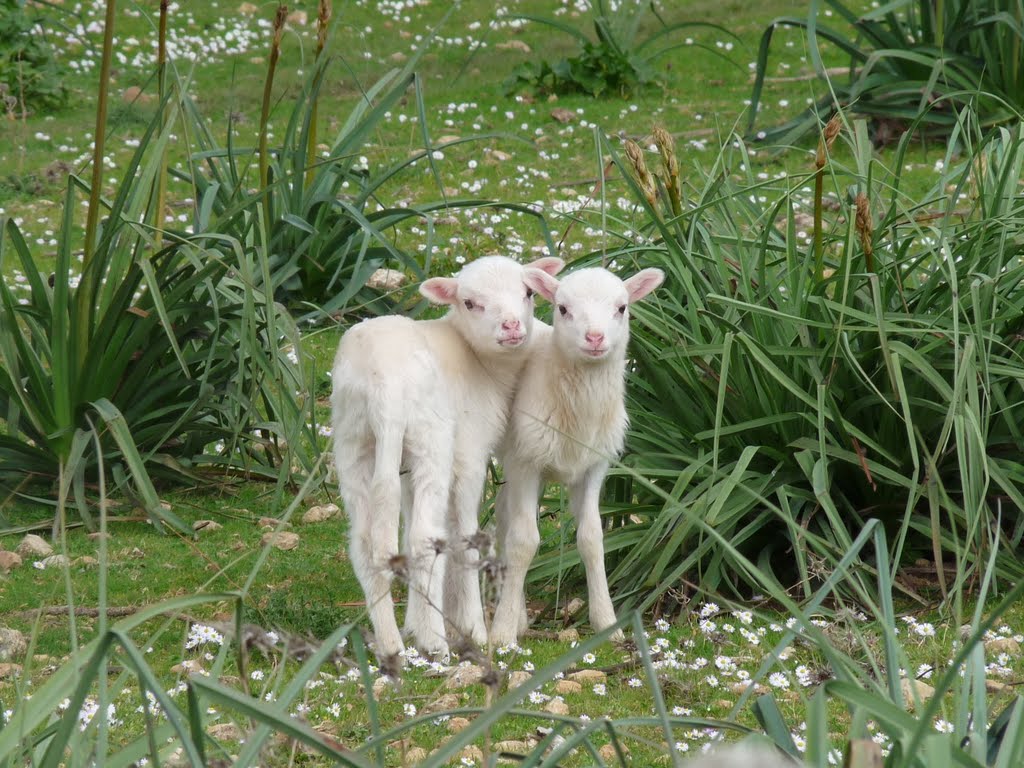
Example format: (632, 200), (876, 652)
(389, 51), (407, 64)
(261, 531), (300, 551)
(0, 551), (22, 573)
(985, 637), (1021, 656)
(554, 679), (582, 695)
(599, 743), (626, 761)
(193, 520), (223, 533)
(447, 716), (471, 733)
(285, 10), (307, 25)
(460, 746), (483, 764)
(425, 693), (460, 713)
(565, 598), (585, 617)
(550, 107), (575, 124)
(238, 2), (257, 13)
(258, 517), (288, 530)
(556, 628), (580, 643)
(171, 660), (205, 675)
(121, 86), (153, 105)
(87, 532), (110, 541)
(0, 628), (26, 662)
(487, 150), (512, 163)
(544, 698), (569, 716)
(373, 676), (397, 697)
(901, 677), (935, 709)
(437, 135), (461, 146)
(493, 739), (531, 755)
(208, 723), (243, 742)
(76, 556), (98, 567)
(17, 534), (52, 558)
(40, 554), (70, 569)
(507, 670), (531, 690)
(302, 504), (341, 524)
(0, 663), (22, 679)
(496, 40), (531, 53)
(403, 747), (428, 765)
(445, 663), (485, 689)
(567, 669), (606, 685)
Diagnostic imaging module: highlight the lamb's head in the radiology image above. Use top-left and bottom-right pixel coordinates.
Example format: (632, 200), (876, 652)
(420, 255), (564, 354)
(524, 266), (664, 363)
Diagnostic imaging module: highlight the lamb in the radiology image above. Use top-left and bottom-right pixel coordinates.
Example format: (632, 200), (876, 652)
(489, 266), (664, 647)
(330, 255), (564, 663)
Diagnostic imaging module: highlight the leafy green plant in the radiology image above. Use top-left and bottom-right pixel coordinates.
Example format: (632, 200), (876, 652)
(748, 0), (1024, 145)
(0, 0), (67, 114)
(504, 0), (738, 98)
(526, 113), (1024, 613)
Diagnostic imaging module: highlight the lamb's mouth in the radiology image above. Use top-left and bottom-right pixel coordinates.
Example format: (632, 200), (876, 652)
(582, 346), (608, 358)
(498, 335), (526, 347)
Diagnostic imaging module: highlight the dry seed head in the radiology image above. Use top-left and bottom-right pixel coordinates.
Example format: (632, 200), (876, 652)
(624, 139), (658, 207)
(816, 113), (843, 169)
(317, 0), (331, 50)
(272, 4), (288, 47)
(854, 193), (873, 244)
(652, 126), (679, 180)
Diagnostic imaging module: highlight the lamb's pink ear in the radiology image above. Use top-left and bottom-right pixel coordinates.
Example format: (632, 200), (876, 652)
(420, 276), (459, 305)
(623, 268), (664, 304)
(526, 256), (565, 276)
(524, 268), (560, 304)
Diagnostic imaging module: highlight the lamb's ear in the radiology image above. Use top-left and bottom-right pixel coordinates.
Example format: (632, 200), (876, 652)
(420, 277), (460, 305)
(524, 268), (560, 304)
(623, 268), (664, 304)
(526, 256), (565, 276)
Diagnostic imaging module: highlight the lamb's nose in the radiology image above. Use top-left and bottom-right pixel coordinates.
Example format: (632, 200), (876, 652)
(585, 331), (604, 345)
(502, 319), (521, 331)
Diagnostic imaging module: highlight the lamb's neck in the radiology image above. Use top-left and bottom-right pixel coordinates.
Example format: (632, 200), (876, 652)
(549, 348), (626, 397)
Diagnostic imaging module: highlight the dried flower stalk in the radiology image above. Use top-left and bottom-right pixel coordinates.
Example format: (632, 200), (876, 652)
(653, 126), (682, 218)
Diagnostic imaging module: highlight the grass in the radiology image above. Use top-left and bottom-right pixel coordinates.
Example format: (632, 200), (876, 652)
(2, 1), (1022, 765)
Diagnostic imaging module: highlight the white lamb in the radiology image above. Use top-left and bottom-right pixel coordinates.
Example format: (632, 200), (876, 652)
(490, 266), (664, 647)
(331, 255), (564, 662)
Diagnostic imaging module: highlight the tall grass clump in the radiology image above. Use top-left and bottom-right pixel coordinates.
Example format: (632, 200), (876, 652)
(748, 0), (1024, 144)
(526, 112), (1024, 613)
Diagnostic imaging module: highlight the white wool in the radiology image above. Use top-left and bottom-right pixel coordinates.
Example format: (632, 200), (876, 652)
(491, 266), (663, 647)
(331, 255), (563, 661)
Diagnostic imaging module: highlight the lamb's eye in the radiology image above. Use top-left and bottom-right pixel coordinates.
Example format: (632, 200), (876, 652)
(558, 305), (568, 316)
(464, 299), (475, 310)
(525, 287), (534, 299)
(617, 304), (627, 315)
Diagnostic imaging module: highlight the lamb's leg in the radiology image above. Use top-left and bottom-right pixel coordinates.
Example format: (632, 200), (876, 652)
(402, 461), (451, 657)
(569, 462), (622, 641)
(343, 445), (404, 660)
(490, 460), (541, 647)
(443, 462), (489, 648)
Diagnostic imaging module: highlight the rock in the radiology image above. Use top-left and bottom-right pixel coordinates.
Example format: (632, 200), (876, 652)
(487, 150), (512, 163)
(550, 107), (576, 124)
(507, 670), (532, 690)
(437, 135), (462, 146)
(901, 677), (935, 709)
(493, 739), (531, 755)
(544, 697), (569, 715)
(565, 598), (585, 617)
(286, 10), (307, 25)
(121, 86), (154, 106)
(460, 746), (484, 764)
(39, 554), (70, 569)
(389, 51), (407, 64)
(0, 663), (22, 679)
(557, 628), (580, 643)
(554, 679), (582, 695)
(373, 676), (397, 697)
(0, 629), (26, 662)
(985, 637), (1021, 656)
(447, 716), (471, 733)
(258, 517), (288, 530)
(425, 693), (460, 713)
(497, 40), (531, 53)
(238, 2), (257, 13)
(567, 669), (606, 685)
(0, 551), (22, 573)
(302, 504), (340, 524)
(87, 532), (110, 541)
(600, 743), (626, 761)
(445, 663), (485, 689)
(403, 746), (428, 765)
(75, 556), (98, 567)
(17, 534), (52, 558)
(193, 520), (223, 533)
(208, 722), (244, 742)
(261, 531), (300, 551)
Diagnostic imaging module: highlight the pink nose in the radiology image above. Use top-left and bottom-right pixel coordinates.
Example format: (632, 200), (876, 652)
(585, 331), (604, 345)
(502, 319), (521, 332)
